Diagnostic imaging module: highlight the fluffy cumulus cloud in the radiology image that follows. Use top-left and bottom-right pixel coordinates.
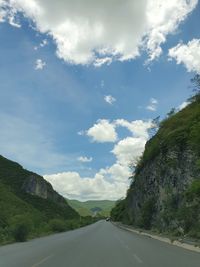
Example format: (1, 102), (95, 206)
(146, 98), (158, 111)
(86, 119), (117, 143)
(112, 137), (147, 166)
(44, 171), (129, 201)
(112, 119), (153, 166)
(104, 95), (116, 105)
(114, 119), (153, 138)
(169, 39), (200, 74)
(44, 118), (154, 200)
(0, 0), (198, 65)
(35, 58), (46, 70)
(77, 156), (93, 163)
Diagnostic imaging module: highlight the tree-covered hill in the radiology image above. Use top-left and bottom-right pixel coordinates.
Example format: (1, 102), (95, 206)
(0, 155), (95, 244)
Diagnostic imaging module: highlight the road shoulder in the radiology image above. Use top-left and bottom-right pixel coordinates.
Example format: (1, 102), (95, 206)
(112, 222), (200, 253)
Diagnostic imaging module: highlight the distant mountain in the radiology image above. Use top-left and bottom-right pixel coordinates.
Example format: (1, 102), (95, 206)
(67, 199), (116, 217)
(0, 155), (80, 243)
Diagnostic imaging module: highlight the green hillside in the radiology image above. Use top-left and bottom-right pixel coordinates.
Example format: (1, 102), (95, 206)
(111, 92), (200, 239)
(67, 199), (116, 217)
(0, 155), (96, 244)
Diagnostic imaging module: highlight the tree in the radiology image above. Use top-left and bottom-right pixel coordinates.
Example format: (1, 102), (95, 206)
(167, 108), (176, 118)
(149, 116), (160, 137)
(191, 74), (200, 92)
(189, 74), (200, 102)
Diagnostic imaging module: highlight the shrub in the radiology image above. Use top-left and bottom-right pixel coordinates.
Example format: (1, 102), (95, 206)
(110, 199), (129, 222)
(12, 215), (33, 242)
(13, 223), (30, 242)
(49, 219), (66, 232)
(185, 180), (200, 201)
(138, 198), (156, 229)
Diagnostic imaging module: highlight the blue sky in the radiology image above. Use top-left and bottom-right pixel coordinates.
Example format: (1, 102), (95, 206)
(0, 1), (199, 200)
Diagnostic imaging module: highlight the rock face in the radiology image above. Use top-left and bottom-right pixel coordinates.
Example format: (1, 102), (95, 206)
(22, 174), (66, 205)
(0, 155), (79, 223)
(126, 146), (199, 228)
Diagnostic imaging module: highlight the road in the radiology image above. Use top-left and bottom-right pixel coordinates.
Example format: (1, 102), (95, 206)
(0, 220), (200, 267)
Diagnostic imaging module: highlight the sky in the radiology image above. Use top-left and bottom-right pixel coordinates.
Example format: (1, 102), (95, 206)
(0, 0), (200, 201)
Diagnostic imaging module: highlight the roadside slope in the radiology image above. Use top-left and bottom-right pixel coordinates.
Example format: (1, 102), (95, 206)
(111, 97), (200, 239)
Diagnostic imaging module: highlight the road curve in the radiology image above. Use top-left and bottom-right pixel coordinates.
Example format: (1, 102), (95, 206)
(0, 220), (200, 267)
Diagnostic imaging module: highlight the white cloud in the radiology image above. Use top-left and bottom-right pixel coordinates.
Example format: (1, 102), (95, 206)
(44, 117), (154, 200)
(168, 39), (200, 74)
(0, 0), (21, 26)
(34, 39), (48, 50)
(0, 0), (198, 65)
(115, 119), (153, 138)
(146, 0), (198, 61)
(113, 119), (153, 166)
(94, 57), (112, 67)
(77, 156), (93, 163)
(146, 97), (158, 111)
(104, 95), (116, 105)
(35, 58), (46, 70)
(44, 170), (129, 201)
(77, 130), (85, 136)
(112, 136), (147, 166)
(86, 119), (117, 143)
(178, 101), (190, 111)
(0, 0), (6, 22)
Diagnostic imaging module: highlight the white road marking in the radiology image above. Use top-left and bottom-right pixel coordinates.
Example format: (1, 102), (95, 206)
(31, 254), (54, 267)
(115, 233), (143, 264)
(133, 253), (143, 264)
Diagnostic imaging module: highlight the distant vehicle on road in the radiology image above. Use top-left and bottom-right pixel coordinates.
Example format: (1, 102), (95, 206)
(106, 217), (110, 221)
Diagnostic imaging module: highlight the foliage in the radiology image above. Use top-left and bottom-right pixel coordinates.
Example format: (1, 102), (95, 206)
(135, 97), (200, 174)
(12, 215), (33, 242)
(49, 219), (67, 232)
(137, 198), (156, 229)
(110, 199), (132, 224)
(167, 108), (176, 118)
(190, 74), (200, 102)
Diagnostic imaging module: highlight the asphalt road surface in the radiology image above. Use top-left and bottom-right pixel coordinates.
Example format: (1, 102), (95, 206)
(0, 220), (200, 267)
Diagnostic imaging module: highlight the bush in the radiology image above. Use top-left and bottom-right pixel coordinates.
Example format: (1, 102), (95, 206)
(138, 198), (156, 229)
(185, 180), (200, 200)
(13, 223), (30, 242)
(49, 219), (66, 232)
(12, 215), (33, 242)
(111, 199), (129, 222)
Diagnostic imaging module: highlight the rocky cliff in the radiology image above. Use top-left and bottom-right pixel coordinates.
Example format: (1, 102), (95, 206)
(22, 174), (66, 205)
(0, 155), (78, 219)
(111, 97), (200, 238)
